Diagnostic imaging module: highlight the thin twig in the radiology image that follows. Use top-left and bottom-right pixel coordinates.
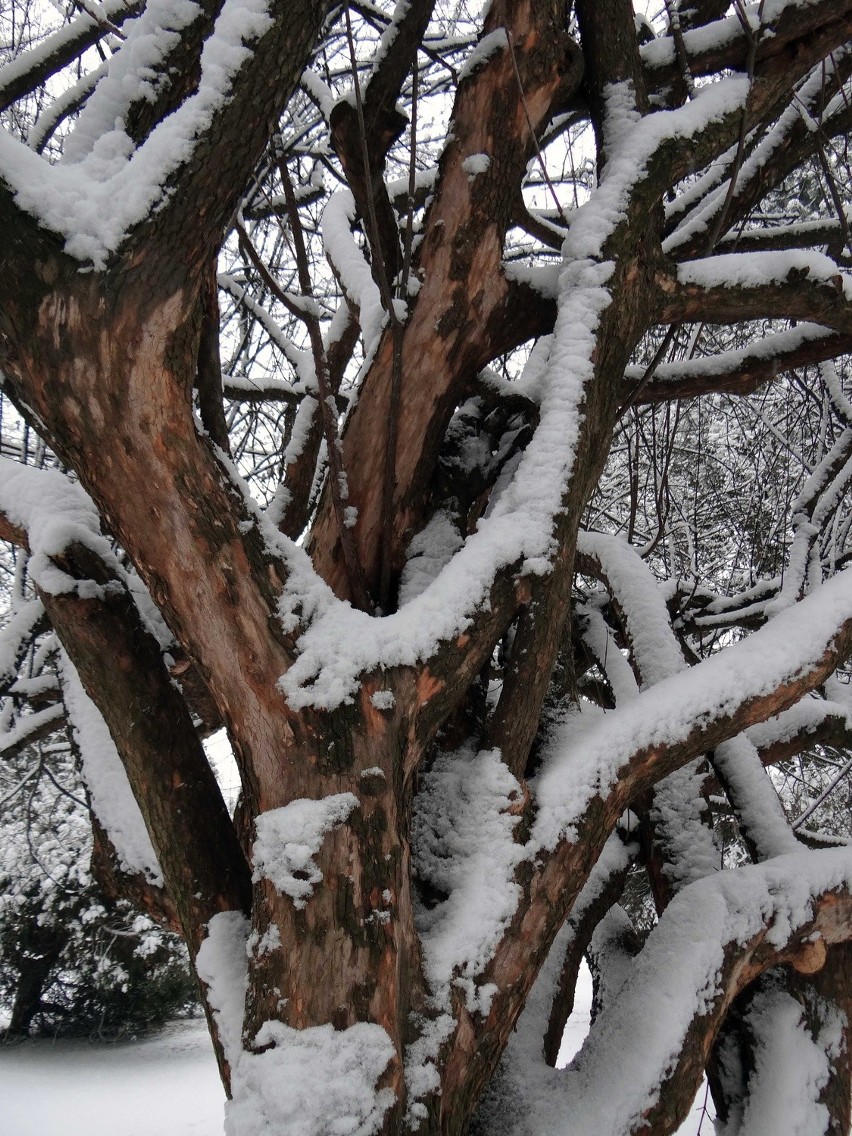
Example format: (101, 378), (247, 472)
(277, 159), (373, 612)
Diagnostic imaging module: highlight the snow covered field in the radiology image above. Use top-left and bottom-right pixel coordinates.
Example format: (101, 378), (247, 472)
(0, 1020), (225, 1136)
(0, 967), (712, 1136)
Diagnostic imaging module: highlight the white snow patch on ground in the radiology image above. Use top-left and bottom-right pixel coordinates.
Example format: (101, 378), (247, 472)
(0, 1020), (226, 1136)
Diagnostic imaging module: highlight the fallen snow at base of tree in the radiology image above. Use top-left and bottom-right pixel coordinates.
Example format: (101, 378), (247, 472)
(251, 793), (359, 908)
(226, 1020), (396, 1136)
(0, 992), (716, 1136)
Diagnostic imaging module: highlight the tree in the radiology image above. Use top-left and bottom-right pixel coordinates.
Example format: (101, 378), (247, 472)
(0, 728), (197, 1041)
(1, 0), (852, 1131)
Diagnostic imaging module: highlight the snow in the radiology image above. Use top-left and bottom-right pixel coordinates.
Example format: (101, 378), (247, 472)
(227, 1021), (396, 1136)
(457, 27), (507, 83)
(322, 190), (385, 356)
(271, 76), (750, 714)
(218, 273), (314, 391)
(412, 746), (525, 1010)
(0, 980), (716, 1136)
(462, 152), (491, 179)
(677, 250), (851, 298)
(577, 532), (720, 889)
(0, 0), (274, 267)
(195, 910), (250, 1068)
(196, 905), (397, 1136)
(621, 322), (840, 390)
(252, 793), (359, 908)
(397, 510), (463, 606)
(533, 566), (852, 850)
(578, 531), (683, 688)
(0, 597), (45, 688)
(0, 1020), (226, 1136)
(519, 847), (852, 1136)
(721, 986), (836, 1136)
(0, 0), (131, 102)
(58, 649), (163, 884)
(369, 690), (395, 710)
(747, 696), (852, 752)
(0, 457), (120, 597)
(711, 734), (799, 859)
(665, 50), (850, 253)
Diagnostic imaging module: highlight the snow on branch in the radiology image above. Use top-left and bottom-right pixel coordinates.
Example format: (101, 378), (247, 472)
(621, 324), (852, 405)
(0, 702), (65, 760)
(0, 597), (46, 693)
(472, 836), (635, 1134)
(556, 846), (852, 1136)
(577, 533), (722, 888)
(0, 457), (120, 597)
(0, 0), (275, 266)
(533, 567), (852, 849)
(277, 79), (756, 712)
(322, 188), (385, 356)
(725, 983), (845, 1136)
(0, 0), (138, 112)
(676, 250), (851, 298)
(218, 271), (314, 393)
(747, 696), (852, 764)
(664, 48), (852, 255)
(58, 649), (162, 883)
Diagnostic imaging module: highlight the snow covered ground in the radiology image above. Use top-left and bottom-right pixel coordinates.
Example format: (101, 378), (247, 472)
(0, 1019), (225, 1136)
(0, 964), (712, 1135)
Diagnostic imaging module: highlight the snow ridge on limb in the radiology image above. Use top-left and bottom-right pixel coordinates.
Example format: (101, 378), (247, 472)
(555, 847), (852, 1136)
(0, 0), (312, 268)
(471, 834), (635, 1133)
(0, 457), (121, 597)
(58, 649), (163, 883)
(534, 566), (852, 849)
(715, 984), (843, 1136)
(577, 532), (721, 889)
(277, 80), (753, 712)
(0, 0), (139, 113)
(0, 597), (45, 693)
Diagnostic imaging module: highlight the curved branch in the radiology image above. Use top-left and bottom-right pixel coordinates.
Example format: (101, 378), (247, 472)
(565, 849), (852, 1136)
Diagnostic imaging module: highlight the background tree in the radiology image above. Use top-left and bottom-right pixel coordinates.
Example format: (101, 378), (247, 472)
(2, 0), (852, 1133)
(0, 730), (197, 1040)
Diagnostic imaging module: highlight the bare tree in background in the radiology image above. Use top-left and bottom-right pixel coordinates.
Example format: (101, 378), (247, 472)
(2, 0), (852, 1131)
